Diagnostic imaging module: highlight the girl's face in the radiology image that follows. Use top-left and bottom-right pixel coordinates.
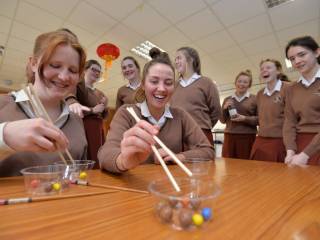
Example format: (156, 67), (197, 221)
(235, 75), (251, 95)
(32, 44), (80, 101)
(143, 63), (175, 114)
(287, 45), (320, 76)
(121, 59), (139, 81)
(174, 51), (189, 75)
(84, 63), (101, 84)
(260, 61), (279, 83)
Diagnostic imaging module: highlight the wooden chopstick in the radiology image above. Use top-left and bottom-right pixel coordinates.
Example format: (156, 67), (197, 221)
(126, 106), (194, 192)
(126, 107), (192, 177)
(151, 145), (180, 192)
(0, 191), (114, 205)
(73, 180), (149, 194)
(23, 84), (74, 165)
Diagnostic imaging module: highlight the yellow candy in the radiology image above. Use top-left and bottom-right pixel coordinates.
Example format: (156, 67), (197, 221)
(52, 182), (61, 191)
(192, 213), (204, 226)
(79, 171), (87, 180)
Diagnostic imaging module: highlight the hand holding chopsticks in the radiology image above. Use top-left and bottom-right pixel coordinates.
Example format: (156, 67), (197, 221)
(23, 84), (75, 165)
(125, 107), (192, 192)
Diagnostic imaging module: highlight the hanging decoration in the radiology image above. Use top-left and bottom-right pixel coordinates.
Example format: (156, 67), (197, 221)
(96, 43), (120, 82)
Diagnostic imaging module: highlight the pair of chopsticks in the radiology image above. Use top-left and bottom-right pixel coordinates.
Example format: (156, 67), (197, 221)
(72, 180), (149, 194)
(23, 83), (75, 165)
(0, 191), (114, 206)
(126, 107), (192, 192)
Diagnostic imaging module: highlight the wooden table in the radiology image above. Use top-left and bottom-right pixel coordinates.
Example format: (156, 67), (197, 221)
(1, 158), (320, 240)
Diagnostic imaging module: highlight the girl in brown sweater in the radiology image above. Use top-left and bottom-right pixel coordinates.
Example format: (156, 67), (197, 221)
(0, 30), (87, 176)
(116, 56), (141, 110)
(250, 59), (290, 162)
(284, 36), (320, 165)
(98, 49), (214, 173)
(220, 70), (258, 159)
(170, 47), (221, 145)
(67, 60), (108, 167)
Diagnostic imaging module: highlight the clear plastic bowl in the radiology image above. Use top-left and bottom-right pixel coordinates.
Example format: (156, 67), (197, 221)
(54, 160), (95, 182)
(184, 158), (214, 178)
(20, 165), (68, 196)
(148, 177), (221, 230)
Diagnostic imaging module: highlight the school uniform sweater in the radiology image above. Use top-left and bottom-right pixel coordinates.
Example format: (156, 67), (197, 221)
(170, 77), (221, 130)
(98, 104), (215, 173)
(220, 94), (258, 134)
(115, 85), (136, 110)
(0, 94), (88, 177)
(66, 81), (108, 118)
(283, 79), (320, 157)
(256, 82), (290, 138)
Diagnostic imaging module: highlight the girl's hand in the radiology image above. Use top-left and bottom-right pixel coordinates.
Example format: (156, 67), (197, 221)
(4, 118), (69, 152)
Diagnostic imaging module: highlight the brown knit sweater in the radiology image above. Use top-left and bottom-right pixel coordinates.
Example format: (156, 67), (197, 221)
(256, 82), (290, 138)
(98, 104), (215, 173)
(283, 79), (320, 157)
(116, 85), (136, 110)
(170, 77), (221, 130)
(0, 94), (88, 177)
(220, 94), (258, 134)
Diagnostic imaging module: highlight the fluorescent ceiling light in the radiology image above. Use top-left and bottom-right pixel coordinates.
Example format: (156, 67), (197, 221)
(265, 0), (294, 8)
(131, 41), (165, 61)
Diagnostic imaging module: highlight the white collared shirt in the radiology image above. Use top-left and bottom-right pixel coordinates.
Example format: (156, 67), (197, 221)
(298, 68), (320, 88)
(137, 100), (173, 128)
(179, 73), (201, 87)
(231, 91), (250, 102)
(126, 81), (141, 90)
(11, 89), (70, 128)
(263, 80), (282, 96)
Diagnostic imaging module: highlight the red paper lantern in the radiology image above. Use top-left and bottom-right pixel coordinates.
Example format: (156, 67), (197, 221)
(96, 43), (120, 81)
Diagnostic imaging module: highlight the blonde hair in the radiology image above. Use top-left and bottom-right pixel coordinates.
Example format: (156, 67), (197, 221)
(235, 69), (253, 87)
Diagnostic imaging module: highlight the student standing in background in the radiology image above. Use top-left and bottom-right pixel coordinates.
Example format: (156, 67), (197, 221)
(220, 70), (257, 159)
(250, 59), (290, 162)
(284, 36), (320, 165)
(171, 47), (221, 145)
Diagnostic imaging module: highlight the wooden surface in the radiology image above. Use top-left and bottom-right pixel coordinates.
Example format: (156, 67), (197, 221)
(1, 158), (320, 240)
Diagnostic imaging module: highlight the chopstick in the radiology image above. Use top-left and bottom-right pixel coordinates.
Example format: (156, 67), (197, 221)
(0, 191), (114, 206)
(126, 107), (193, 192)
(72, 180), (149, 194)
(23, 84), (75, 165)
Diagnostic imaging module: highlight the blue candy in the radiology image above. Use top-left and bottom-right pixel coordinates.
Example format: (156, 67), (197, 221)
(201, 207), (212, 221)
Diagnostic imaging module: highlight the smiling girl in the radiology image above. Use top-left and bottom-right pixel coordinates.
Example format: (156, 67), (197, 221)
(171, 47), (221, 145)
(98, 49), (214, 173)
(115, 56), (141, 110)
(284, 36), (320, 165)
(250, 59), (290, 162)
(220, 70), (258, 159)
(0, 30), (87, 176)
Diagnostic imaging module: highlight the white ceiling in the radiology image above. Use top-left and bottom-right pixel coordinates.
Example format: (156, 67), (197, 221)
(0, 0), (319, 107)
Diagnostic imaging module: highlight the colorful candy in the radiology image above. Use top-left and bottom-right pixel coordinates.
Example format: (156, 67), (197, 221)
(192, 213), (204, 226)
(190, 198), (201, 210)
(52, 182), (61, 191)
(178, 209), (193, 228)
(79, 171), (87, 180)
(159, 205), (173, 223)
(30, 179), (40, 188)
(201, 208), (212, 221)
(44, 183), (53, 193)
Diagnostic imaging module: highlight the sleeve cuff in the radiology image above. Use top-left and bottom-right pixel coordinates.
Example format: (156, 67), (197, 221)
(0, 122), (15, 159)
